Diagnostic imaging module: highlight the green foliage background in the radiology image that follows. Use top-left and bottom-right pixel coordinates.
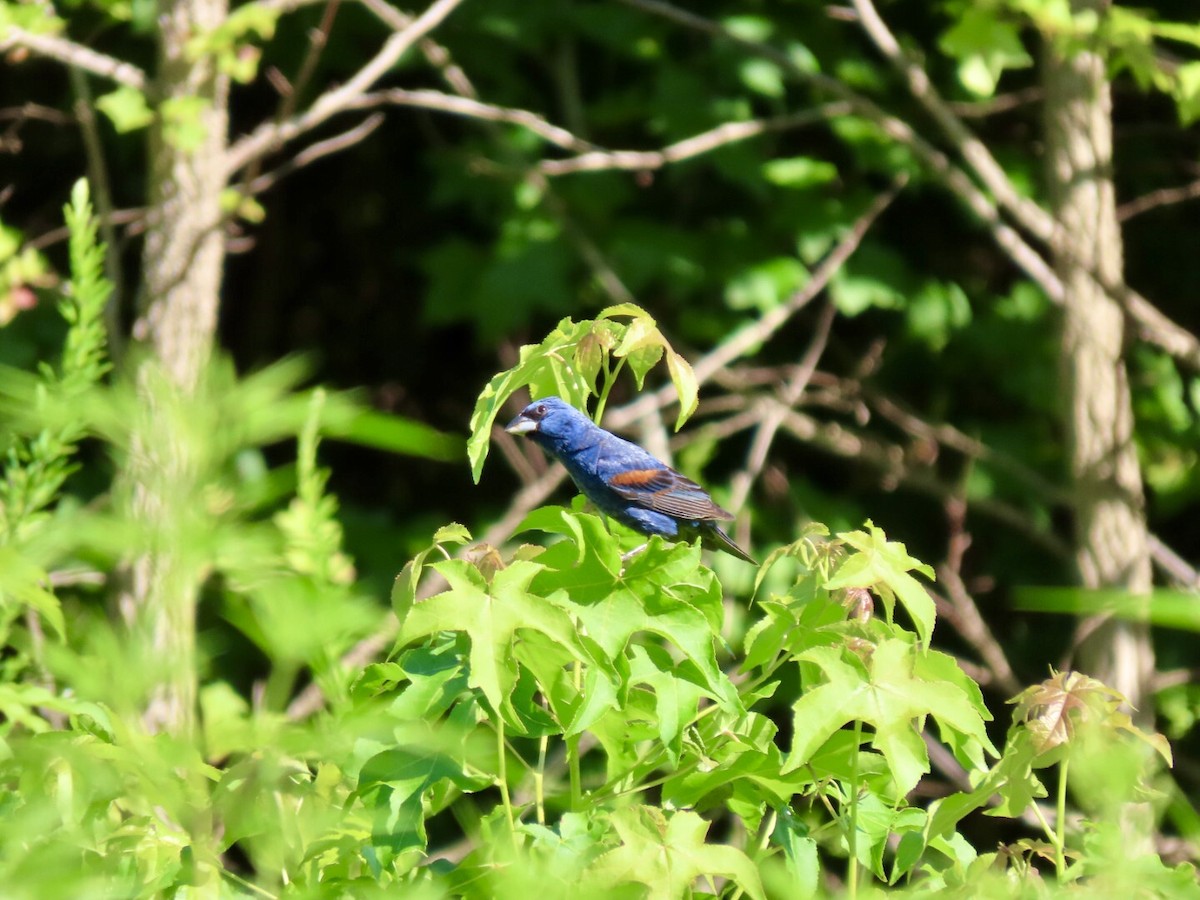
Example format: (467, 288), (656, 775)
(2, 0), (1200, 895)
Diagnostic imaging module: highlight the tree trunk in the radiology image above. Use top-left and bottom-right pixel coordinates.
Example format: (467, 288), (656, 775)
(1042, 0), (1154, 715)
(119, 0), (229, 734)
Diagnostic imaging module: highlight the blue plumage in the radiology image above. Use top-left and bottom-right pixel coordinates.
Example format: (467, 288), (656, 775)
(505, 396), (756, 564)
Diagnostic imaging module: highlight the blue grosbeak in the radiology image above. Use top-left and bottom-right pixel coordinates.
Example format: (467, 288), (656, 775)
(505, 396), (756, 564)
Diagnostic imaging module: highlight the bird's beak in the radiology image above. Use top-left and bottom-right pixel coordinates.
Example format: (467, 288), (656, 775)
(504, 413), (538, 435)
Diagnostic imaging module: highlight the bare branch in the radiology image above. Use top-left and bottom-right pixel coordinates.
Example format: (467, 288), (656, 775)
(247, 113), (385, 194)
(539, 105), (850, 176)
(225, 0), (470, 175)
(0, 102), (73, 124)
(849, 0), (1055, 242)
(727, 300), (837, 513)
(611, 176), (907, 426)
(352, 88), (597, 153)
(936, 501), (1022, 696)
(1, 27), (149, 92)
(1148, 533), (1200, 589)
(947, 86), (1044, 118)
(776, 405), (1073, 560)
(1118, 176), (1200, 222)
(619, 0), (1200, 372)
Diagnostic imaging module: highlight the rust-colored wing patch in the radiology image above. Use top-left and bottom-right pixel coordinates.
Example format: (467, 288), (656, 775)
(609, 468), (673, 490)
(608, 466), (733, 521)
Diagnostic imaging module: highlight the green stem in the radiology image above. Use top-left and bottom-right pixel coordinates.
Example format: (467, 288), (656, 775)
(567, 659), (583, 809)
(567, 734), (582, 810)
(847, 720), (862, 899)
(496, 718), (517, 843)
(593, 358), (626, 424)
(535, 733), (548, 826)
(1055, 756), (1069, 879)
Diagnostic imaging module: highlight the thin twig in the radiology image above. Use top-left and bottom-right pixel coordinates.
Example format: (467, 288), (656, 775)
(611, 176), (907, 426)
(775, 405), (1072, 560)
(849, 0), (1054, 242)
(539, 105), (850, 176)
(246, 113), (385, 194)
(225, 0), (470, 175)
(1, 27), (149, 92)
(947, 86), (1043, 118)
(238, 0), (345, 194)
(349, 88), (597, 153)
(1148, 533), (1200, 589)
(727, 299), (837, 512)
(938, 494), (1022, 696)
(618, 0), (1200, 372)
(1118, 177), (1200, 222)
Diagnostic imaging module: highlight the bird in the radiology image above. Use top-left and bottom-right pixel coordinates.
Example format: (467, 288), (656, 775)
(505, 396), (757, 564)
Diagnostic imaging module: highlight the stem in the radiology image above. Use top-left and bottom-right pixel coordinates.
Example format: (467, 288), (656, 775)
(567, 659), (583, 809)
(847, 720), (862, 899)
(567, 735), (582, 810)
(1055, 756), (1069, 879)
(593, 358), (627, 424)
(535, 733), (548, 825)
(496, 718), (517, 842)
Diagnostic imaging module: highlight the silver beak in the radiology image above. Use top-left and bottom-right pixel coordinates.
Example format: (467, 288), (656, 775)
(505, 414), (538, 435)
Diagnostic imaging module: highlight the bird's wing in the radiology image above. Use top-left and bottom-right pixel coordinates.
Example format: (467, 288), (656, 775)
(607, 466), (734, 521)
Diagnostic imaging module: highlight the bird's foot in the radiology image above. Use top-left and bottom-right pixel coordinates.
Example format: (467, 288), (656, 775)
(620, 542), (648, 564)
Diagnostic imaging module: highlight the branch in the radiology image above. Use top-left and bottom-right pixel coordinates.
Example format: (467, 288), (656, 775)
(947, 86), (1043, 118)
(224, 0), (469, 175)
(726, 300), (837, 513)
(849, 0), (1055, 243)
(246, 113), (385, 194)
(775, 405), (1073, 560)
(615, 0), (1065, 304)
(1118, 176), (1200, 222)
(610, 175), (907, 426)
(1, 26), (149, 92)
(619, 0), (1200, 372)
(539, 105), (850, 176)
(351, 88), (597, 153)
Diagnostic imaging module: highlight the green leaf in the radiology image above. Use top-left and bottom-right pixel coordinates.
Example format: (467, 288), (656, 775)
(96, 86), (155, 133)
(525, 510), (740, 711)
(467, 318), (595, 482)
(1174, 62), (1200, 125)
(0, 546), (64, 638)
(762, 157), (839, 189)
(786, 639), (993, 795)
(773, 810), (819, 898)
(390, 523), (471, 625)
(587, 807), (766, 900)
(395, 558), (588, 730)
(939, 8), (1033, 97)
(828, 521), (936, 644)
(664, 350), (698, 430)
(627, 644), (704, 765)
(740, 58), (785, 98)
(726, 258), (810, 313)
(322, 407), (464, 461)
(160, 95), (210, 151)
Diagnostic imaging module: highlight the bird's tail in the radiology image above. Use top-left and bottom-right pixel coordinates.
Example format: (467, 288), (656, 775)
(705, 525), (758, 565)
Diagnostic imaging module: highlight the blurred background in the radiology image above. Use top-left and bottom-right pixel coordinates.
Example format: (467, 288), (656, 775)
(3, 0), (1200, 843)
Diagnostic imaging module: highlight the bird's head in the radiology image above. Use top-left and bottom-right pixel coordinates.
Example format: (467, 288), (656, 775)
(504, 396), (588, 443)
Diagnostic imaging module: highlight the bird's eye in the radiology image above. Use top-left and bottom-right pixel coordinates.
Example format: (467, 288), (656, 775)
(535, 404), (547, 417)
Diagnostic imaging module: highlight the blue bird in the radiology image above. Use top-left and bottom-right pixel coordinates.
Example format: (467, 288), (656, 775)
(505, 396), (756, 564)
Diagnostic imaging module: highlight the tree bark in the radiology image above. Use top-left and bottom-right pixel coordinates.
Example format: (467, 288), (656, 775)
(1042, 0), (1154, 715)
(119, 0), (229, 734)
